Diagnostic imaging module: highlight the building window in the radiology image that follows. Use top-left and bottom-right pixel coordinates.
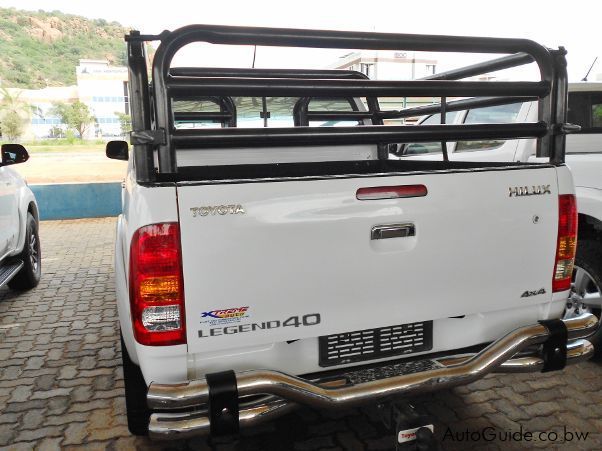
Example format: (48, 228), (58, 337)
(123, 81), (130, 115)
(360, 63), (374, 78)
(96, 117), (121, 124)
(91, 96), (126, 103)
(31, 117), (62, 125)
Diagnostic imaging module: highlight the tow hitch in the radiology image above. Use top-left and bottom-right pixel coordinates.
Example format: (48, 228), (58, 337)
(375, 402), (441, 451)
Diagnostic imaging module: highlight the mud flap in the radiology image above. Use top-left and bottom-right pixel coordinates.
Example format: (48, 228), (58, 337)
(538, 319), (568, 372)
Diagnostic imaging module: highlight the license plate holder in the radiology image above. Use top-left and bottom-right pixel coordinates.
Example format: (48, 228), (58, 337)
(319, 321), (433, 367)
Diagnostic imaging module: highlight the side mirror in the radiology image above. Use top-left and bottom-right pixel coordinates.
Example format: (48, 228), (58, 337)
(0, 144), (29, 167)
(106, 140), (129, 161)
(391, 143), (406, 156)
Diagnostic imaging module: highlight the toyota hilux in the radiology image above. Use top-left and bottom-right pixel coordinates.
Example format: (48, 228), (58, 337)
(107, 25), (599, 440)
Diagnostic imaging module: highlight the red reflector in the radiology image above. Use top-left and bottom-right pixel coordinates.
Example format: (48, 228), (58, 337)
(129, 223), (186, 346)
(552, 195), (578, 293)
(356, 184), (428, 200)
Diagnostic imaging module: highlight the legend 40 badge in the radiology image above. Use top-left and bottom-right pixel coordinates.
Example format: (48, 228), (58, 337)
(198, 313), (321, 338)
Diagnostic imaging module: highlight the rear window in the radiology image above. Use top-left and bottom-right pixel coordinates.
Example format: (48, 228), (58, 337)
(173, 98), (225, 129)
(566, 91), (602, 154)
(308, 98), (360, 127)
(401, 112), (459, 155)
(173, 96), (361, 129)
(568, 92), (602, 132)
(455, 102), (522, 152)
(401, 102), (523, 156)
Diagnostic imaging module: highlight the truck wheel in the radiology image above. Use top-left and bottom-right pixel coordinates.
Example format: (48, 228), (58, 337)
(564, 239), (602, 361)
(8, 213), (41, 290)
(121, 333), (151, 435)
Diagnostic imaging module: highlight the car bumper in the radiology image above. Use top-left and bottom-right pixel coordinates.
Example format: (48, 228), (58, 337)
(146, 313), (598, 440)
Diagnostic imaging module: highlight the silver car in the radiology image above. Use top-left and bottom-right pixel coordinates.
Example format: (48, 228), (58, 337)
(0, 144), (41, 290)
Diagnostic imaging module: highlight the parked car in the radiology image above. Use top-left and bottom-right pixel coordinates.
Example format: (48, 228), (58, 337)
(109, 25), (598, 443)
(0, 144), (41, 290)
(563, 83), (602, 339)
(398, 82), (602, 357)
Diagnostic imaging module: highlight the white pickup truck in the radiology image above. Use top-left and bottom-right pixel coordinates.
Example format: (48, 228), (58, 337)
(399, 79), (602, 358)
(108, 26), (598, 441)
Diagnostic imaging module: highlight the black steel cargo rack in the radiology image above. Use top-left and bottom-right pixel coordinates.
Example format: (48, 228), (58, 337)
(124, 24), (571, 183)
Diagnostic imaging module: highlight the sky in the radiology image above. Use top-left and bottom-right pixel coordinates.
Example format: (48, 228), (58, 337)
(1, 0), (600, 82)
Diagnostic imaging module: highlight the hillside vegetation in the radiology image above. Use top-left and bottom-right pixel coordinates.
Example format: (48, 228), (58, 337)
(0, 7), (129, 89)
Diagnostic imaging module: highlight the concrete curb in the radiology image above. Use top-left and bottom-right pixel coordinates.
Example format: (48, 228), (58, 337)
(30, 182), (121, 220)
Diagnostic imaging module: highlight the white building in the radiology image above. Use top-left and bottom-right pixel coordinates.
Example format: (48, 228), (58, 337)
(76, 60), (129, 138)
(21, 86), (79, 138)
(329, 51), (439, 121)
(331, 50), (437, 81)
(1, 59), (128, 140)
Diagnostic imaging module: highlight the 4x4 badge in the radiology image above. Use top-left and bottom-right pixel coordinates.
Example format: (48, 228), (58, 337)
(521, 288), (546, 298)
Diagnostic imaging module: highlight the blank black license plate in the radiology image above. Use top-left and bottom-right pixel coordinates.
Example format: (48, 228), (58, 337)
(318, 321), (433, 367)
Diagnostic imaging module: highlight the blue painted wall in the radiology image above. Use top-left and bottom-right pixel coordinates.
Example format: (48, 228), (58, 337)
(30, 182), (122, 220)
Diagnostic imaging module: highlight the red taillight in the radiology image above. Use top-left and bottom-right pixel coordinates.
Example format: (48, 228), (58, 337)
(553, 195), (578, 292)
(129, 223), (186, 346)
(356, 184), (428, 200)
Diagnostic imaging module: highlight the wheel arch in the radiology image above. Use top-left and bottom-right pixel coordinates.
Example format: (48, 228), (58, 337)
(28, 201), (39, 223)
(578, 213), (602, 242)
(11, 186), (39, 256)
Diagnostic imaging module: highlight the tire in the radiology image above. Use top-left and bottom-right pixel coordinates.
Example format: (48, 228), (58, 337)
(566, 239), (602, 361)
(121, 333), (151, 436)
(8, 212), (41, 290)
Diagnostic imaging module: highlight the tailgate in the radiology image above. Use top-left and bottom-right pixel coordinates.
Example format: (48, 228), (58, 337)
(177, 166), (559, 354)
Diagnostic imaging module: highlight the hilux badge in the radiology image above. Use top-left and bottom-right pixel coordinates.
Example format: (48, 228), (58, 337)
(509, 185), (551, 197)
(190, 205), (246, 217)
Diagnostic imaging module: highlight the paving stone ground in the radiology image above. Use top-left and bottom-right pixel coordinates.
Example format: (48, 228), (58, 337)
(1, 218), (601, 450)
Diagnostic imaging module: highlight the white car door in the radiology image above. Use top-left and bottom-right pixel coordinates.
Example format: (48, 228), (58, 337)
(0, 166), (19, 258)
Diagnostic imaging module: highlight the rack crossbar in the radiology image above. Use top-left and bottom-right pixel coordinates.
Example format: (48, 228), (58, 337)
(171, 122), (547, 149)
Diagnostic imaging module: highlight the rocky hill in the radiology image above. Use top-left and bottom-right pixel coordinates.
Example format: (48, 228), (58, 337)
(0, 7), (129, 89)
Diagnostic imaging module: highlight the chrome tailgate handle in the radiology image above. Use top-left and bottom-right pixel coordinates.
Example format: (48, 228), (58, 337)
(371, 223), (415, 240)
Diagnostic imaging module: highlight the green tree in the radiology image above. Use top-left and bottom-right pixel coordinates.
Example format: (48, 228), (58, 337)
(1, 110), (24, 141)
(0, 87), (29, 141)
(114, 111), (132, 137)
(51, 101), (95, 138)
(49, 125), (64, 138)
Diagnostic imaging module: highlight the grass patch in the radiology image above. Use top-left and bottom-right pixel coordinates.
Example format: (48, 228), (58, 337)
(25, 144), (105, 153)
(1, 139), (108, 153)
(24, 143), (106, 153)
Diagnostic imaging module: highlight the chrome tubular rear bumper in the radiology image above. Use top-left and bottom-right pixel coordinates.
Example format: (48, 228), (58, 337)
(147, 313), (598, 440)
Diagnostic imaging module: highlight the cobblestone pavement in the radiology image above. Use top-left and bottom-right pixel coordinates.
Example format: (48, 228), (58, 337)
(1, 218), (601, 451)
